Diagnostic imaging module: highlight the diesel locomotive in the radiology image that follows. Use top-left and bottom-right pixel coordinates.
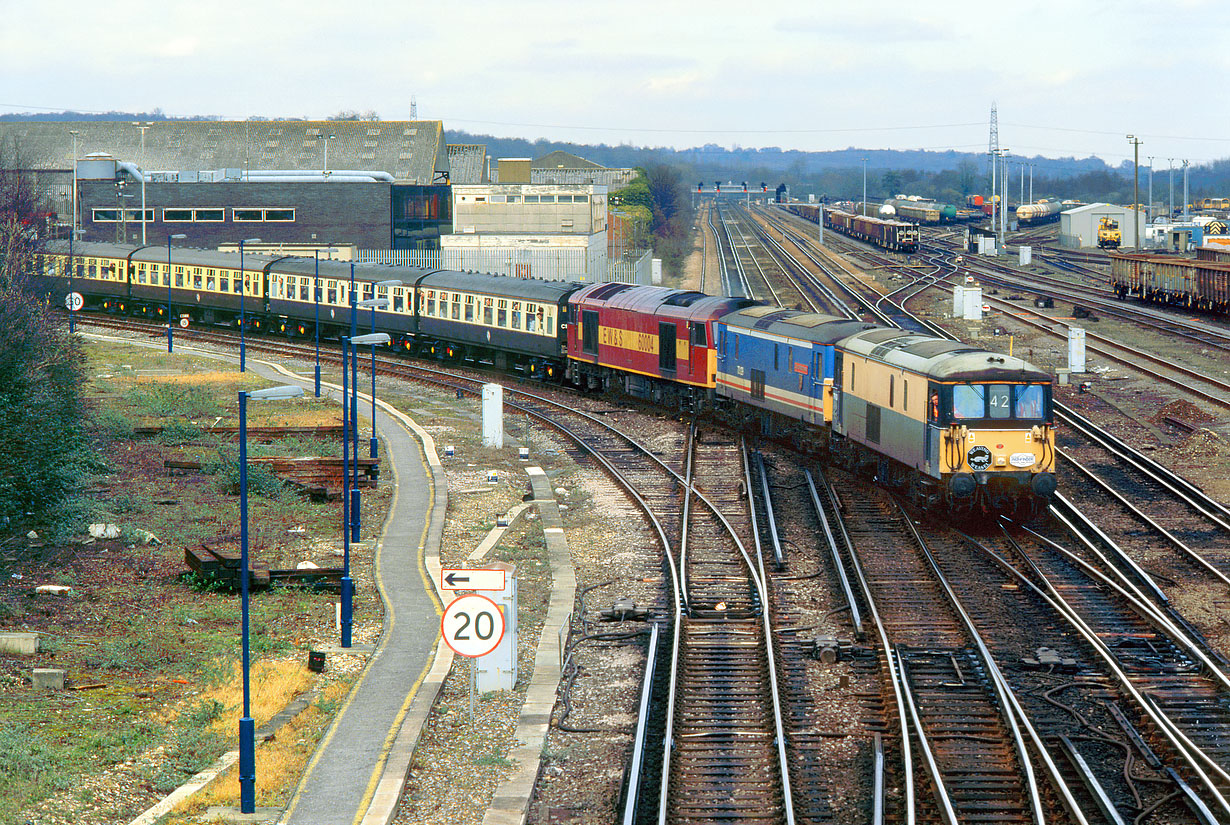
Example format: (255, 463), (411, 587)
(38, 241), (1055, 514)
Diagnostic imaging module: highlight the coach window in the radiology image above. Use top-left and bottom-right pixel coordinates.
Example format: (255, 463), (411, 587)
(393, 289), (404, 312)
(452, 296), (461, 320)
(175, 266), (185, 287)
(193, 268), (203, 289)
(136, 264), (146, 284)
(220, 273), (230, 292)
(511, 302), (521, 329)
(497, 300), (507, 327)
(300, 280), (309, 300)
(540, 307), (550, 332)
(465, 295), (475, 322)
(207, 271), (216, 291)
(327, 281), (337, 303)
(426, 290), (435, 316)
(483, 300), (493, 325)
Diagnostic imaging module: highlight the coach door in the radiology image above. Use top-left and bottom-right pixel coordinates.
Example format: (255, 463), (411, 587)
(658, 322), (676, 373)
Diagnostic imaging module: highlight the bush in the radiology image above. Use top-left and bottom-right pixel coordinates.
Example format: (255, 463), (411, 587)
(156, 419), (203, 444)
(126, 383), (221, 419)
(93, 407), (135, 441)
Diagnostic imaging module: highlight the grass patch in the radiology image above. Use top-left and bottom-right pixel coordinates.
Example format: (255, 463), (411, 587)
(127, 382), (224, 420)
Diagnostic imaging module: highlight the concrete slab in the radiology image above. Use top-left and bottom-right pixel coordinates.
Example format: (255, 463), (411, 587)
(312, 644), (376, 656)
(32, 668), (65, 690)
(203, 806), (281, 823)
(0, 632), (38, 655)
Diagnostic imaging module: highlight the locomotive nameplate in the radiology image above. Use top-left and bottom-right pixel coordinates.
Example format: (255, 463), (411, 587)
(967, 445), (992, 471)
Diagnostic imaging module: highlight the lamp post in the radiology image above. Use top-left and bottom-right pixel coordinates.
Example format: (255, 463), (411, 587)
(343, 331), (390, 566)
(238, 383), (305, 812)
(363, 282), (399, 458)
(1182, 160), (1190, 221)
(348, 264), (359, 460)
(69, 129), (79, 244)
(135, 122), (152, 245)
(68, 219), (75, 334)
(237, 238), (261, 372)
(1127, 135), (1142, 248)
(318, 133), (336, 173)
(166, 233), (187, 352)
(1168, 158), (1175, 219)
(313, 251), (321, 397)
(341, 336), (353, 648)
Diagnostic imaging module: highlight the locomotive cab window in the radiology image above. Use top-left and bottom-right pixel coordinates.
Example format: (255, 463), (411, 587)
(690, 322), (707, 347)
(988, 385), (1011, 419)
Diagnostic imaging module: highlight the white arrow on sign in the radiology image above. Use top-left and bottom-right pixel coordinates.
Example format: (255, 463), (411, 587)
(440, 568), (506, 591)
(441, 594), (505, 658)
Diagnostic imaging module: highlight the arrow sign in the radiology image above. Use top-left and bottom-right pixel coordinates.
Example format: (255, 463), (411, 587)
(440, 568), (506, 592)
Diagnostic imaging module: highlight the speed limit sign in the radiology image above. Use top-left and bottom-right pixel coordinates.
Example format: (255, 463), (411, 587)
(441, 594), (505, 658)
(65, 292), (84, 312)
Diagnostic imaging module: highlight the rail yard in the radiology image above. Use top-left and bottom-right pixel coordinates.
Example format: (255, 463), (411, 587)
(5, 191), (1226, 825)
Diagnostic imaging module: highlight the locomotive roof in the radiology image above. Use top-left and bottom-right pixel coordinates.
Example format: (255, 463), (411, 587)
(417, 270), (582, 303)
(720, 306), (877, 345)
(572, 283), (757, 319)
(840, 328), (1051, 382)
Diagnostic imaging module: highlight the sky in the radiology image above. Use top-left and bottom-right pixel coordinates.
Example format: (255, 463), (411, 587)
(4, 0), (1228, 167)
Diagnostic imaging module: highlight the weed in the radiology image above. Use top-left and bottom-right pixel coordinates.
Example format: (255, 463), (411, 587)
(127, 383), (222, 419)
(183, 698), (225, 728)
(106, 491), (143, 515)
(183, 572), (225, 594)
(55, 571), (76, 586)
(473, 750), (515, 768)
(156, 420), (203, 445)
(93, 407), (135, 441)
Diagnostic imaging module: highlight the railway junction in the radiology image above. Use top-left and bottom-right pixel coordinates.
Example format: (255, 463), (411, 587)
(6, 201), (1230, 825)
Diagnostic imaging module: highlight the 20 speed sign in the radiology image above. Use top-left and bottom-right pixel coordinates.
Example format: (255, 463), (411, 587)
(441, 594), (505, 658)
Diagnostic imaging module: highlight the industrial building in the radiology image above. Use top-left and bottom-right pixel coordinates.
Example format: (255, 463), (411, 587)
(1059, 203), (1145, 249)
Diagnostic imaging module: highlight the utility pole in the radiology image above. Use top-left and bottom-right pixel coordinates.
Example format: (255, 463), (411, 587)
(69, 130), (79, 240)
(1028, 163), (1034, 203)
(1019, 162), (1024, 205)
(1182, 160), (1190, 221)
(1146, 156), (1154, 226)
(135, 122), (152, 244)
(1168, 158), (1174, 219)
(861, 157), (868, 214)
(1127, 135), (1141, 248)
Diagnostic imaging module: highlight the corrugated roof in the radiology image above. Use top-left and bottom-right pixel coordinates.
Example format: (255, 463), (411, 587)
(532, 150), (602, 170)
(1, 120), (449, 183)
(446, 144), (487, 184)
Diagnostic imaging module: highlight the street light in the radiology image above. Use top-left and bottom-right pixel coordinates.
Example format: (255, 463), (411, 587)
(313, 251), (321, 398)
(861, 157), (868, 214)
(362, 283), (398, 458)
(166, 233), (187, 352)
(237, 238), (261, 372)
(238, 383), (305, 812)
(318, 133), (336, 173)
(134, 122), (152, 245)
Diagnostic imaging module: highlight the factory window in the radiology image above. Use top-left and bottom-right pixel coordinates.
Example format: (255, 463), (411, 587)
(92, 209), (119, 222)
(164, 208), (194, 222)
(265, 209), (295, 222)
(490, 195), (506, 203)
(538, 195), (556, 204)
(234, 208), (263, 222)
(475, 197), (486, 203)
(507, 195), (521, 203)
(195, 209), (224, 222)
(524, 195), (539, 204)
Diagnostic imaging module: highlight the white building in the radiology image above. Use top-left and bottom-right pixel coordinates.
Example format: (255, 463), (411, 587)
(1059, 203), (1145, 249)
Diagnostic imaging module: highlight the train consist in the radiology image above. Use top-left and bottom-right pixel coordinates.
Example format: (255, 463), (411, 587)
(38, 240), (1056, 514)
(1014, 201), (1064, 226)
(784, 203), (919, 253)
(1109, 250), (1230, 314)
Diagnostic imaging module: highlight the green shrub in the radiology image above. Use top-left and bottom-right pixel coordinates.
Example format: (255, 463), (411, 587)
(156, 419), (203, 444)
(93, 407), (135, 440)
(126, 383), (221, 419)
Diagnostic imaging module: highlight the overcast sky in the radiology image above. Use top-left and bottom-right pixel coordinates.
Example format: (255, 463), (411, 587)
(4, 1), (1227, 166)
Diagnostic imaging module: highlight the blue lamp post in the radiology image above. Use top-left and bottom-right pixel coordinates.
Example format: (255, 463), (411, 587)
(67, 227), (76, 334)
(357, 292), (394, 459)
(238, 383), (304, 812)
(313, 251), (321, 398)
(237, 238), (261, 372)
(166, 233), (187, 352)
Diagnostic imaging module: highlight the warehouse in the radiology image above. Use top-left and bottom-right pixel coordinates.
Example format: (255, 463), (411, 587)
(1059, 203), (1144, 249)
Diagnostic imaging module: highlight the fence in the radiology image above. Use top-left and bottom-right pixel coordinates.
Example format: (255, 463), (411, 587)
(358, 248), (652, 284)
